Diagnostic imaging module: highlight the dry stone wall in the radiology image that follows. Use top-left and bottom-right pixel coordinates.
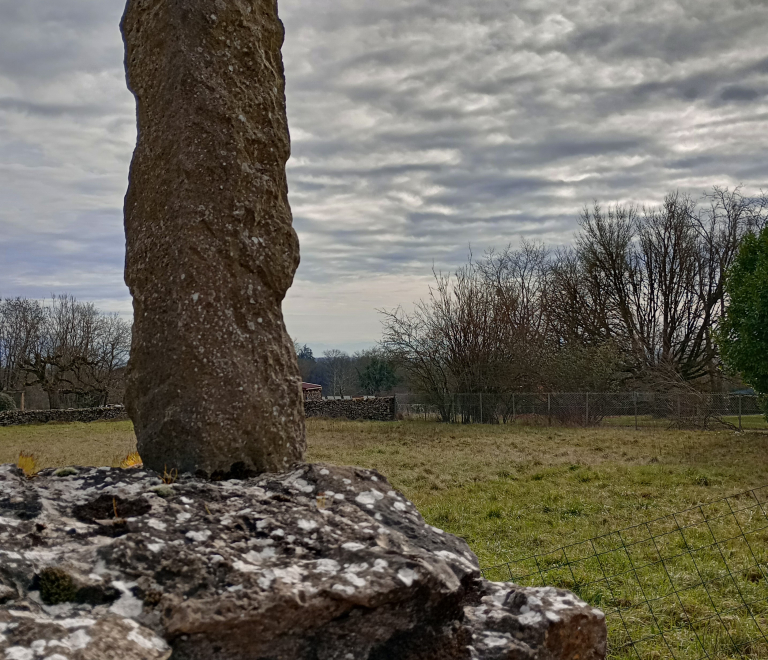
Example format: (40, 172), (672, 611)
(0, 404), (128, 427)
(0, 399), (396, 427)
(305, 396), (397, 421)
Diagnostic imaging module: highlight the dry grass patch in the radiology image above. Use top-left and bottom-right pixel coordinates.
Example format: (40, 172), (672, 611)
(2, 417), (767, 568)
(0, 420), (137, 469)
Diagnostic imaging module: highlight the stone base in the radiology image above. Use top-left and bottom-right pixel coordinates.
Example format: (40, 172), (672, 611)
(0, 463), (606, 659)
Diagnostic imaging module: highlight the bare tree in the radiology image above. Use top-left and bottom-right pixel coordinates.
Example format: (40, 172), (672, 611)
(566, 188), (768, 390)
(321, 349), (356, 397)
(17, 296), (131, 408)
(381, 244), (553, 420)
(0, 298), (45, 393)
(77, 313), (132, 405)
(381, 185), (768, 409)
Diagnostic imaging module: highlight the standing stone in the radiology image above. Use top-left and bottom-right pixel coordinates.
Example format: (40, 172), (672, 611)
(121, 0), (305, 477)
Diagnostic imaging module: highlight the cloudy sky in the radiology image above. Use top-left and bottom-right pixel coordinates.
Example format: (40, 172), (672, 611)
(1, 0), (767, 353)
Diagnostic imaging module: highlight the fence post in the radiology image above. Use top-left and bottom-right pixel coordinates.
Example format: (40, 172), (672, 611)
(547, 393), (551, 427)
(634, 391), (638, 431)
(479, 392), (483, 424)
(21, 391), (25, 412)
(585, 392), (589, 426)
(739, 394), (742, 432)
(512, 393), (516, 422)
(677, 393), (681, 422)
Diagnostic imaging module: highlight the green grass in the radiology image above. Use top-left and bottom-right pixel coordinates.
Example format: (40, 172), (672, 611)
(598, 414), (768, 429)
(721, 414), (768, 430)
(3, 418), (768, 658)
(306, 420), (768, 659)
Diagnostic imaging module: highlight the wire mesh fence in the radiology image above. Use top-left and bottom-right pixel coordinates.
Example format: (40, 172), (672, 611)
(395, 392), (767, 430)
(482, 485), (768, 659)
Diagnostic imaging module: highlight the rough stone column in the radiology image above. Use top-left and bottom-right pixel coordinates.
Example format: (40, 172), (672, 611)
(121, 0), (305, 477)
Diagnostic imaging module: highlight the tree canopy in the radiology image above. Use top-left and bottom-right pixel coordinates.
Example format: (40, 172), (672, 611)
(717, 226), (768, 397)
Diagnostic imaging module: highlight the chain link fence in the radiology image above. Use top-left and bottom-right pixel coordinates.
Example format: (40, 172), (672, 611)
(396, 392), (767, 430)
(482, 485), (768, 659)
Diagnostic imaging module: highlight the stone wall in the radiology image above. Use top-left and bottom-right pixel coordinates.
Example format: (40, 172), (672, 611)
(0, 399), (397, 426)
(0, 404), (128, 427)
(304, 396), (397, 421)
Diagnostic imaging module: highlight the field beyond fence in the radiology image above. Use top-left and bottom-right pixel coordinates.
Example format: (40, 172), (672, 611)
(3, 419), (768, 657)
(397, 392), (768, 430)
(483, 485), (768, 660)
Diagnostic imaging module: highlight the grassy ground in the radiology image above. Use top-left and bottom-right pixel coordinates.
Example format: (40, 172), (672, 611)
(600, 414), (768, 430)
(3, 418), (768, 658)
(0, 420), (137, 469)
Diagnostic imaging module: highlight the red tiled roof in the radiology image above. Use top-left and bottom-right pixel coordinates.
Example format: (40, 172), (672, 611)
(302, 382), (322, 391)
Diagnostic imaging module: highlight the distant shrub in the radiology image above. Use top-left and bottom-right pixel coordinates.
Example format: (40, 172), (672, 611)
(0, 392), (16, 412)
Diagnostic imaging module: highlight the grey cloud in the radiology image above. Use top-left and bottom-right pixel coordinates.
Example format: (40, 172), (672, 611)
(0, 98), (114, 118)
(1, 0), (767, 348)
(720, 85), (762, 102)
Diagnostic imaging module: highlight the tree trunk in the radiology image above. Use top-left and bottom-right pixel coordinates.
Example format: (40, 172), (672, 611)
(48, 388), (61, 410)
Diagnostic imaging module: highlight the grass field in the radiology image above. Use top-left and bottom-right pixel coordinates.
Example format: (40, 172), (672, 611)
(3, 418), (768, 658)
(599, 414), (768, 430)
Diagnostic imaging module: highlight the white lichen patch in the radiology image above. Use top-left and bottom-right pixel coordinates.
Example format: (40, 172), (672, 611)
(355, 490), (384, 506)
(109, 582), (143, 618)
(314, 559), (340, 575)
(272, 566), (304, 585)
(341, 542), (366, 552)
(397, 568), (418, 587)
(232, 560), (259, 574)
(344, 572), (367, 588)
(332, 584), (355, 596)
(186, 530), (211, 542)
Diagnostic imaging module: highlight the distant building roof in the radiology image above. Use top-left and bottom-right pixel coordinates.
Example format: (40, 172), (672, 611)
(302, 382), (322, 391)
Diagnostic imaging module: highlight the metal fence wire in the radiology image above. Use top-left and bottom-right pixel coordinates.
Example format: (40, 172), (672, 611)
(482, 485), (768, 659)
(396, 392), (767, 430)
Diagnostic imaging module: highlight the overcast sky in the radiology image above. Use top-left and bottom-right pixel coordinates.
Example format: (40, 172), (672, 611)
(1, 0), (767, 353)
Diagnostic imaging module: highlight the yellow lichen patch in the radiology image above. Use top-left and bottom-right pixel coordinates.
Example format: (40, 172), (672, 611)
(17, 452), (38, 477)
(120, 451), (143, 469)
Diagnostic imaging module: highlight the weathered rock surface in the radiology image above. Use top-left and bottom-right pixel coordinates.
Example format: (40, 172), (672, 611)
(121, 0), (304, 477)
(0, 463), (606, 659)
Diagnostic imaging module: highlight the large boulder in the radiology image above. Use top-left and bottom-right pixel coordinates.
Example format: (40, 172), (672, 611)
(0, 463), (606, 659)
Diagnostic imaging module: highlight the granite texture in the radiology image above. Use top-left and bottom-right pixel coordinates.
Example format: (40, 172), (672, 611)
(121, 0), (304, 477)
